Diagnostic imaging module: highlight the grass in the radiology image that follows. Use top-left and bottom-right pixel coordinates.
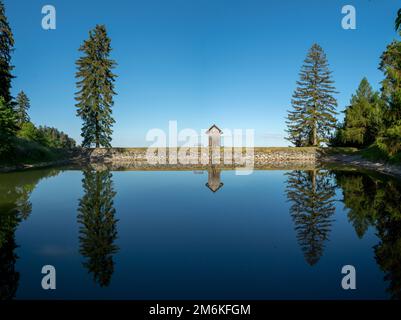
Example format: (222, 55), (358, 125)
(359, 144), (401, 164)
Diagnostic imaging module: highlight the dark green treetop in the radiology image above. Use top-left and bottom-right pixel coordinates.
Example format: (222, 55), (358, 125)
(396, 8), (401, 33)
(14, 91), (30, 126)
(335, 78), (384, 147)
(75, 25), (117, 148)
(0, 0), (15, 104)
(378, 31), (401, 156)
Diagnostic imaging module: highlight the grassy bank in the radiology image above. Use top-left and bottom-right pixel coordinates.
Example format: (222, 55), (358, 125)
(321, 145), (401, 165)
(0, 137), (75, 167)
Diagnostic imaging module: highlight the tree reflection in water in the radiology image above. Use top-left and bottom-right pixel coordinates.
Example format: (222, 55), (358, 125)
(0, 169), (60, 300)
(77, 169), (119, 287)
(335, 171), (401, 299)
(285, 169), (337, 266)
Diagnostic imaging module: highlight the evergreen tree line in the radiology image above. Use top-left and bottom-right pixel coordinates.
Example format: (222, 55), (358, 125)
(286, 9), (401, 162)
(0, 1), (76, 162)
(2, 0), (401, 157)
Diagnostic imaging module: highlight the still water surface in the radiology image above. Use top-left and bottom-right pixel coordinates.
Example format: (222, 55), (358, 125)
(0, 167), (400, 300)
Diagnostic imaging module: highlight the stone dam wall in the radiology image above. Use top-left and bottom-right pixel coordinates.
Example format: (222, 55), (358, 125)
(81, 148), (319, 170)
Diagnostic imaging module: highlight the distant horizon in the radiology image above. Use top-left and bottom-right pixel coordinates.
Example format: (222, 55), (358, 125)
(5, 0), (400, 147)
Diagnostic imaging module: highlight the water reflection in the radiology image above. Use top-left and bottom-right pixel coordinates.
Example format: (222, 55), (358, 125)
(335, 171), (401, 299)
(285, 170), (336, 266)
(77, 170), (119, 287)
(1, 167), (401, 299)
(205, 167), (224, 193)
(0, 169), (60, 300)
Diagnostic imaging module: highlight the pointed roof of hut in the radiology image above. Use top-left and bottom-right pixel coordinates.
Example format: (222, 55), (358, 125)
(206, 124), (223, 134)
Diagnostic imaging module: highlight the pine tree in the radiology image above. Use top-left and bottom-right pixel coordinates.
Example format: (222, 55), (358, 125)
(77, 170), (119, 287)
(75, 25), (117, 148)
(286, 44), (338, 146)
(14, 91), (30, 126)
(285, 170), (336, 265)
(0, 0), (15, 104)
(335, 78), (384, 147)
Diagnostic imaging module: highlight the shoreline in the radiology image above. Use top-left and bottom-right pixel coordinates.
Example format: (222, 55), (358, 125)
(319, 153), (401, 179)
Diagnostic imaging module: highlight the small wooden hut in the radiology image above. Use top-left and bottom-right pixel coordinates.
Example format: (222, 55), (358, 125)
(206, 124), (223, 148)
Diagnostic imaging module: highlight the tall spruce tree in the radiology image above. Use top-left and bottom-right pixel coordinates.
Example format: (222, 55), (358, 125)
(75, 25), (117, 148)
(286, 44), (338, 146)
(0, 0), (14, 104)
(14, 91), (30, 126)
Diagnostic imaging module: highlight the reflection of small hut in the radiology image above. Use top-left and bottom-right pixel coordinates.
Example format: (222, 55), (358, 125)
(206, 124), (223, 148)
(206, 167), (224, 193)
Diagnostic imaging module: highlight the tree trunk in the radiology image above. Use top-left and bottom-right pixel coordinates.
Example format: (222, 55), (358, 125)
(95, 119), (100, 148)
(312, 124), (317, 146)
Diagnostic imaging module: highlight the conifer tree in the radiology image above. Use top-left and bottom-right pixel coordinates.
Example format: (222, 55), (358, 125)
(75, 25), (117, 148)
(378, 32), (401, 156)
(14, 91), (30, 126)
(335, 78), (384, 147)
(78, 170), (119, 287)
(0, 0), (15, 104)
(286, 44), (338, 146)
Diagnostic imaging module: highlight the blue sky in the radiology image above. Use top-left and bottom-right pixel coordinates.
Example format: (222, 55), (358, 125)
(4, 0), (401, 146)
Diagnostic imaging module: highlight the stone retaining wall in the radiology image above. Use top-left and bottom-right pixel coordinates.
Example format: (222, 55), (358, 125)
(85, 148), (318, 168)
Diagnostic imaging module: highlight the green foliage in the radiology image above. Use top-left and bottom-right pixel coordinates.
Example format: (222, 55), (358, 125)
(14, 91), (30, 126)
(0, 97), (17, 160)
(286, 44), (338, 147)
(379, 35), (401, 157)
(17, 122), (42, 142)
(285, 170), (336, 265)
(75, 25), (117, 148)
(332, 78), (384, 148)
(0, 1), (15, 104)
(78, 170), (118, 287)
(17, 122), (76, 151)
(36, 126), (76, 150)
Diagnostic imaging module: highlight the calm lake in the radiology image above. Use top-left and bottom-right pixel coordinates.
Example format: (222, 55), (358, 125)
(0, 167), (400, 300)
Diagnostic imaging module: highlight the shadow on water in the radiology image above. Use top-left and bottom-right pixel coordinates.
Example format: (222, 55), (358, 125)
(0, 168), (61, 300)
(77, 169), (119, 288)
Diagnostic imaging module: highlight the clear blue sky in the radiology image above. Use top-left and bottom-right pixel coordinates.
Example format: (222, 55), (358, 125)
(4, 0), (400, 146)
